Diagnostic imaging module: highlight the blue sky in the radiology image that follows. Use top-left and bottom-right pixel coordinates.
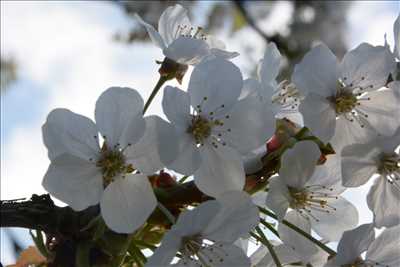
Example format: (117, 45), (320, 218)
(1, 1), (399, 265)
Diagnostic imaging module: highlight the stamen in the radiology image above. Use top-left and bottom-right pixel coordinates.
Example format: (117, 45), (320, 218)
(288, 185), (339, 222)
(96, 143), (134, 187)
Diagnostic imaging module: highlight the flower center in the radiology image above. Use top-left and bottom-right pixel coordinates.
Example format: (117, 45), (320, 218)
(187, 115), (212, 145)
(288, 185), (338, 222)
(187, 115), (224, 146)
(288, 188), (310, 209)
(176, 25), (207, 40)
(188, 97), (231, 148)
(272, 81), (303, 110)
(330, 86), (358, 115)
(181, 235), (202, 256)
(378, 153), (400, 175)
(180, 235), (228, 266)
(96, 144), (134, 187)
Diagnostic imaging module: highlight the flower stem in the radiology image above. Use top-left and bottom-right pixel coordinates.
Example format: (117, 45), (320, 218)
(132, 240), (157, 251)
(260, 218), (280, 237)
(157, 202), (176, 224)
(251, 228), (282, 267)
(143, 76), (168, 115)
(258, 206), (337, 256)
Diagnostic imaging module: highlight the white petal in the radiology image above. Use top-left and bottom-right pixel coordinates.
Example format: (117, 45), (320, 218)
(330, 115), (377, 151)
(175, 200), (220, 236)
(194, 242), (251, 267)
(239, 78), (262, 100)
(209, 48), (240, 60)
(218, 96), (275, 154)
(335, 223), (375, 265)
(95, 87), (145, 148)
(234, 238), (249, 254)
(164, 36), (210, 65)
(254, 244), (300, 267)
(205, 35), (226, 50)
(126, 116), (178, 174)
(194, 145), (245, 198)
(167, 133), (201, 175)
(42, 108), (99, 161)
(252, 191), (267, 206)
(307, 247), (330, 267)
(42, 154), (103, 211)
(299, 93), (336, 143)
(158, 4), (191, 46)
(376, 121), (400, 153)
(259, 42), (282, 87)
(100, 174), (157, 233)
(341, 143), (379, 187)
(357, 88), (400, 137)
(250, 245), (269, 266)
(366, 224), (400, 267)
(367, 177), (400, 228)
(134, 13), (166, 50)
(292, 44), (339, 97)
(279, 141), (321, 188)
(146, 230), (182, 267)
(394, 14), (400, 58)
(341, 43), (395, 92)
(204, 191), (259, 243)
(307, 154), (344, 194)
(265, 177), (290, 221)
(311, 196), (359, 241)
(278, 211), (318, 258)
(243, 146), (266, 174)
(162, 86), (191, 131)
(188, 58), (243, 116)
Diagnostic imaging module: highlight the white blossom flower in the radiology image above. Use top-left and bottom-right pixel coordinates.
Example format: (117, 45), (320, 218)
(135, 4), (238, 66)
(240, 42), (303, 124)
(238, 43), (298, 174)
(341, 125), (400, 228)
(266, 141), (358, 242)
(292, 43), (398, 148)
(146, 191), (259, 267)
(42, 87), (176, 233)
(161, 58), (273, 197)
(325, 223), (400, 267)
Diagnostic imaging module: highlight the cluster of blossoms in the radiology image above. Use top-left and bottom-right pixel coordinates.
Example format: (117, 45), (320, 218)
(40, 5), (400, 267)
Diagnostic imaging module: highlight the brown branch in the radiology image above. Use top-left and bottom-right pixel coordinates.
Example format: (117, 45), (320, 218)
(1, 163), (276, 234)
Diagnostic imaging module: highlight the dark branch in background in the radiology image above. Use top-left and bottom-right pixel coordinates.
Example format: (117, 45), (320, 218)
(1, 56), (18, 92)
(233, 1), (291, 57)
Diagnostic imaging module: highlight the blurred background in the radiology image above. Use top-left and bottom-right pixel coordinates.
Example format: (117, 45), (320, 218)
(1, 1), (399, 265)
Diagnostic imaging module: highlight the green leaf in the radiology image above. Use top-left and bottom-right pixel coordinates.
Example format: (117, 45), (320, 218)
(29, 230), (49, 258)
(93, 218), (107, 241)
(76, 241), (91, 267)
